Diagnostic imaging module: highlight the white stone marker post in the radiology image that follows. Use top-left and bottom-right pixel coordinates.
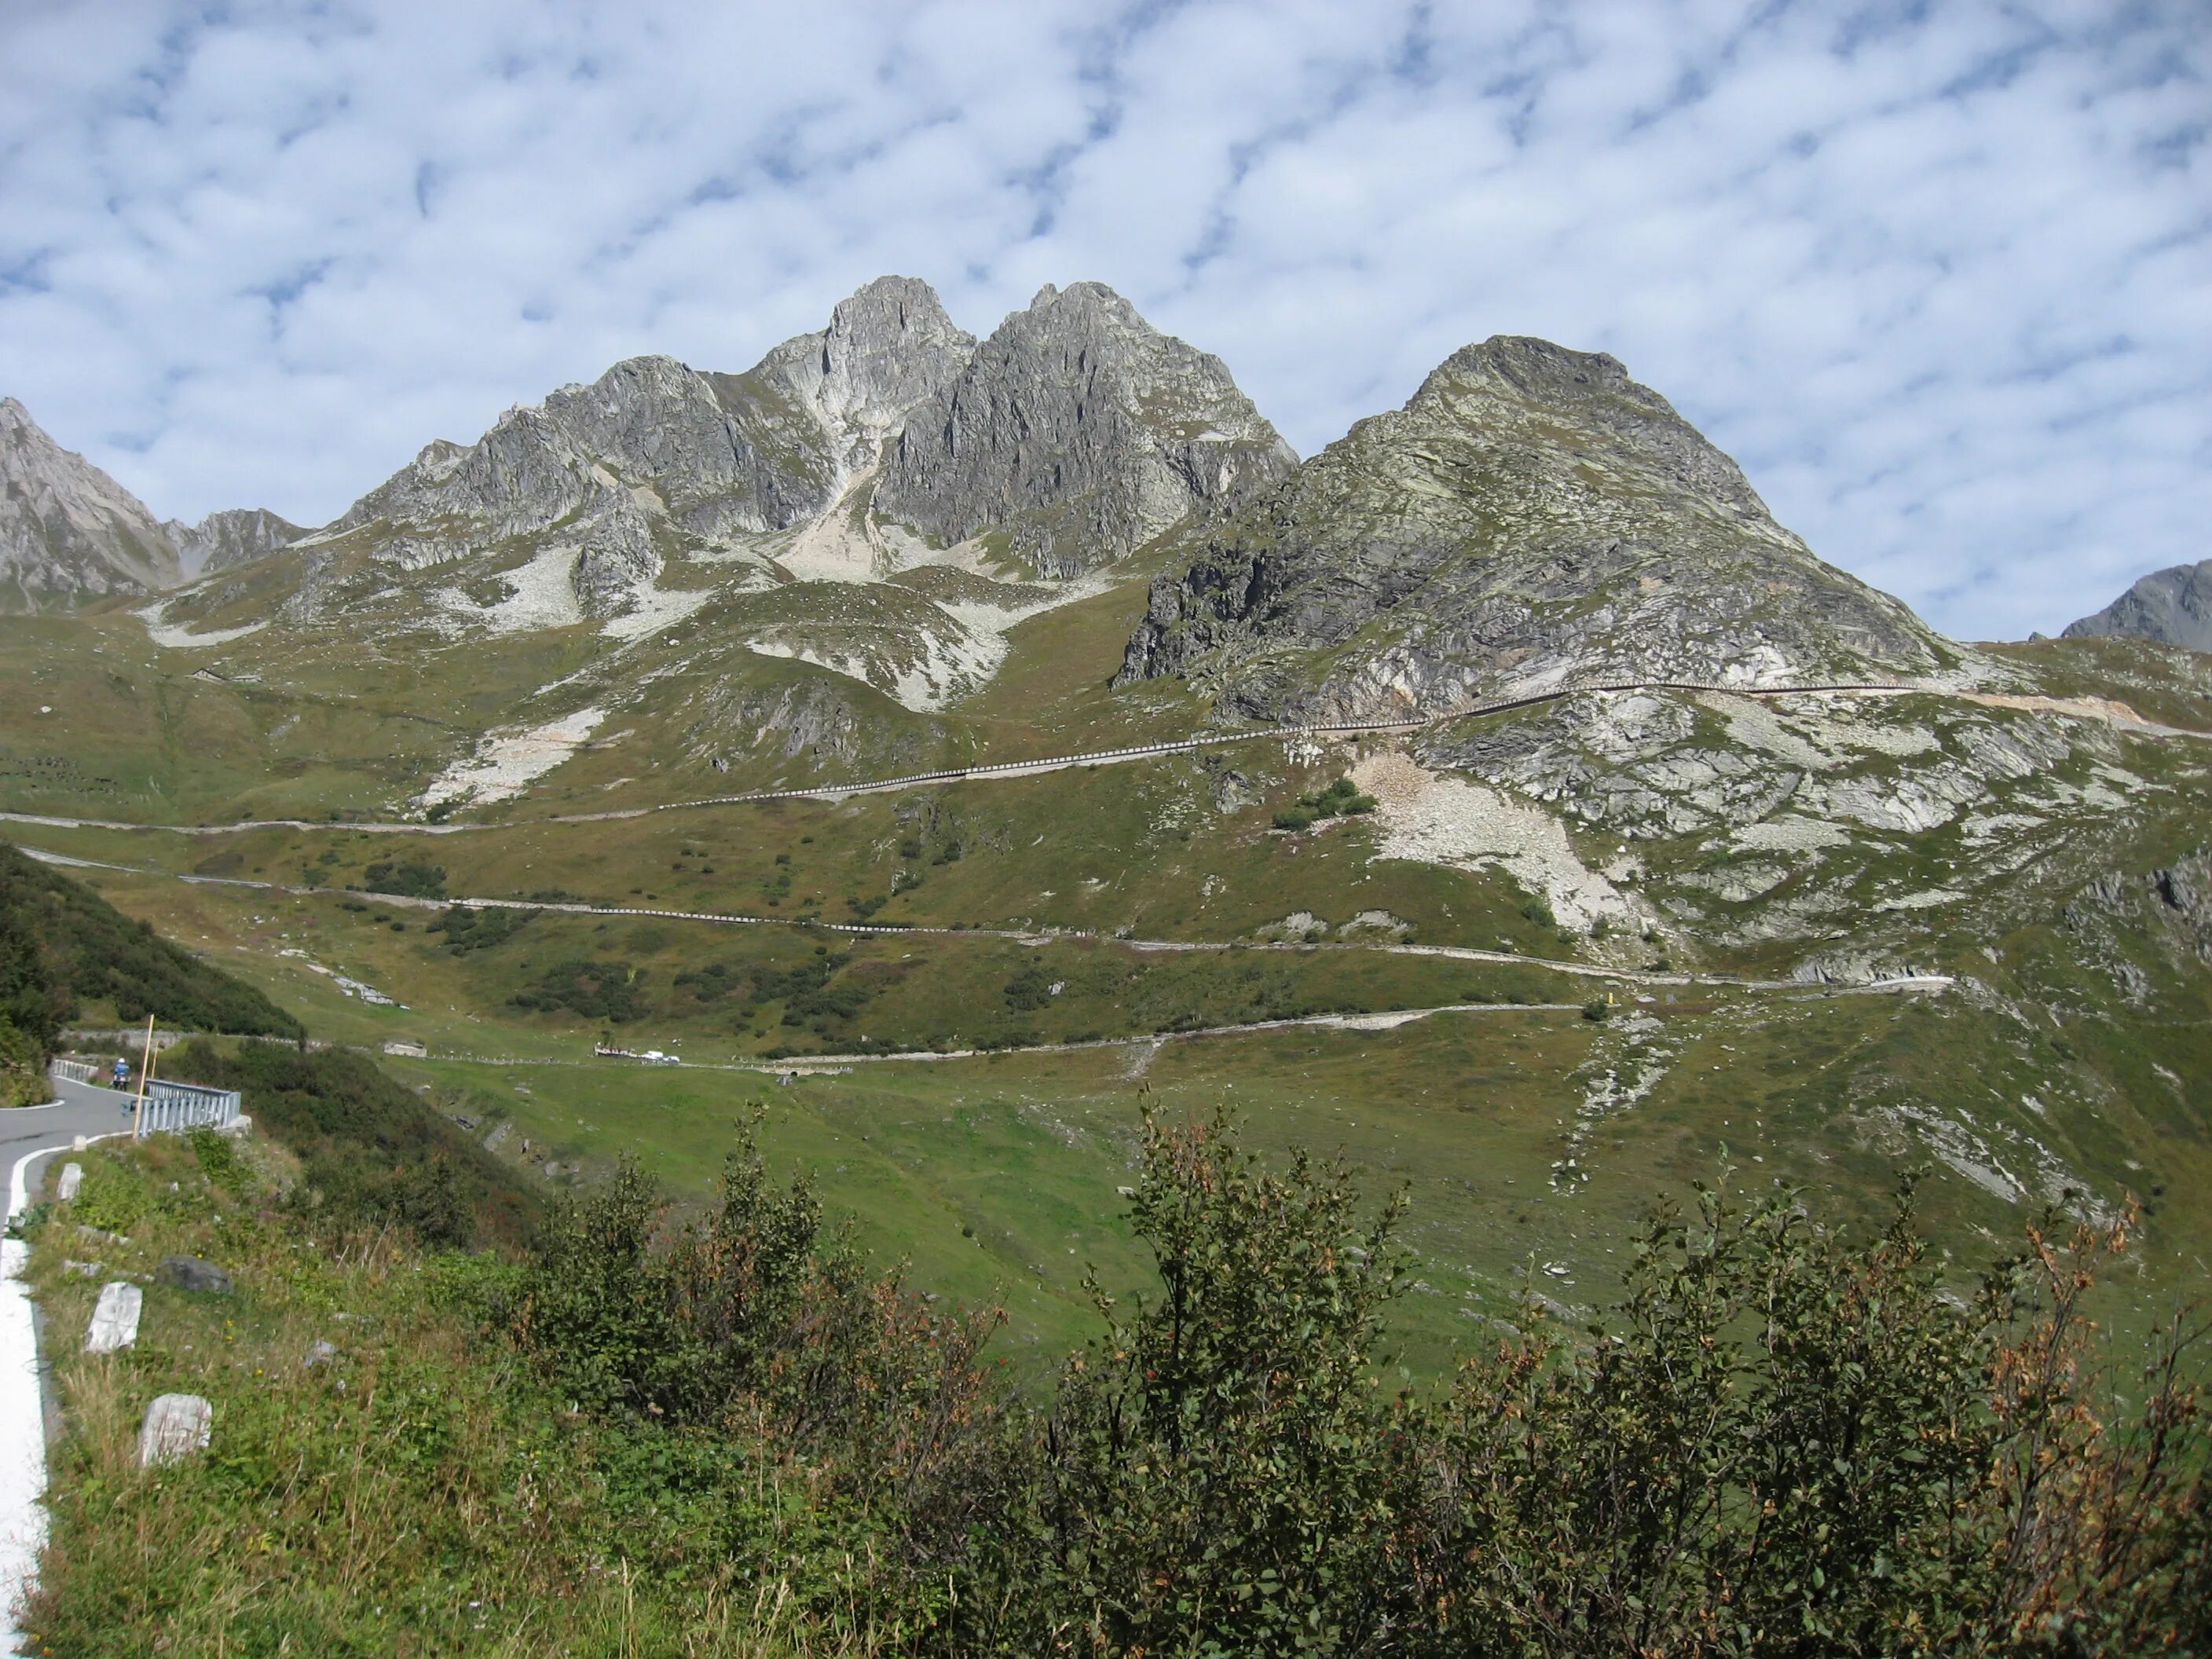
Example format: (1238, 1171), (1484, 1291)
(137, 1395), (212, 1467)
(83, 1282), (141, 1354)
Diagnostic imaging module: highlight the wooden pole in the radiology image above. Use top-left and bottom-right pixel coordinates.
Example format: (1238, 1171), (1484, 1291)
(130, 1014), (154, 1140)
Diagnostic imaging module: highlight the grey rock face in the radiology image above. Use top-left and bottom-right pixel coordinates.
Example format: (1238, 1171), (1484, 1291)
(331, 353), (833, 547)
(165, 507), (306, 576)
(328, 279), (976, 570)
(1119, 336), (1946, 720)
(761, 274), (976, 472)
(566, 491), (664, 619)
(877, 282), (1296, 578)
(1, 397), (181, 607)
(155, 1254), (234, 1294)
(2064, 561), (2212, 654)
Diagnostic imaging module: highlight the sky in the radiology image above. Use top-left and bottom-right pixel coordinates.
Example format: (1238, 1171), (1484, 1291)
(0, 2), (2204, 641)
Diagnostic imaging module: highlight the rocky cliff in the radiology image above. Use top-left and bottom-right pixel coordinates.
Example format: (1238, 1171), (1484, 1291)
(877, 282), (1296, 578)
(2064, 560), (2212, 654)
(165, 508), (306, 576)
(1, 397), (181, 608)
(325, 277), (976, 565)
(1118, 337), (1948, 720)
(265, 277), (1293, 661)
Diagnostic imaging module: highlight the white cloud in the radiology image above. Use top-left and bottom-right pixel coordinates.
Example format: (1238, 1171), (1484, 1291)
(0, 0), (2203, 640)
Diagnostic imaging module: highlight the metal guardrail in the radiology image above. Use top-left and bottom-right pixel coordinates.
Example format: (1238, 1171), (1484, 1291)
(46, 1062), (243, 1138)
(134, 1081), (244, 1138)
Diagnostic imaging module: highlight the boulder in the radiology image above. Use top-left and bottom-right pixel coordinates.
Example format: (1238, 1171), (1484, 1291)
(84, 1281), (142, 1353)
(137, 1393), (212, 1467)
(154, 1254), (233, 1295)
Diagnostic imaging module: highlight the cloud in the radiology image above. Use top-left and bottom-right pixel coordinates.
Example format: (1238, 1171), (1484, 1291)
(0, 0), (2203, 639)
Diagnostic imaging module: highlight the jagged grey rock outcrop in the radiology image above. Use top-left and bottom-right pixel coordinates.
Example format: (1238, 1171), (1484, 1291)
(761, 274), (976, 473)
(1119, 336), (1948, 720)
(2064, 561), (2212, 654)
(328, 353), (836, 548)
(877, 282), (1296, 578)
(566, 491), (664, 619)
(1, 397), (181, 607)
(328, 277), (978, 567)
(163, 507), (305, 576)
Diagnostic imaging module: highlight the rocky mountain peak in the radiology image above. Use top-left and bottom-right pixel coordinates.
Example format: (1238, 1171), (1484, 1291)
(1, 397), (181, 609)
(2064, 560), (2212, 654)
(764, 275), (976, 471)
(163, 507), (306, 577)
(1119, 334), (1944, 718)
(1415, 335), (1774, 523)
(876, 280), (1295, 578)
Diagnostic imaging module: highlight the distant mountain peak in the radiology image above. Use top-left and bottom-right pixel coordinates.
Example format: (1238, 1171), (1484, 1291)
(1119, 332), (1944, 717)
(2064, 560), (2212, 654)
(0, 397), (181, 607)
(876, 280), (1295, 577)
(164, 507), (306, 577)
(767, 274), (976, 472)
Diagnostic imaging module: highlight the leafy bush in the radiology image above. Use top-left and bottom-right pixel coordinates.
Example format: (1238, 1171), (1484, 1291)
(429, 904), (530, 954)
(514, 1116), (1011, 1616)
(1003, 961), (1053, 1012)
(361, 859), (447, 899)
(511, 959), (648, 1024)
(186, 1124), (249, 1197)
(162, 1038), (539, 1247)
(1002, 1109), (1417, 1654)
(1275, 776), (1379, 831)
(0, 1015), (46, 1108)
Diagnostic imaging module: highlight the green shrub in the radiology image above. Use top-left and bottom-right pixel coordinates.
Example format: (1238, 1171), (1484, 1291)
(1003, 962), (1053, 1012)
(1275, 777), (1378, 832)
(162, 1038), (539, 1247)
(429, 903), (530, 954)
(511, 959), (648, 1024)
(361, 859), (447, 899)
(187, 1125), (249, 1197)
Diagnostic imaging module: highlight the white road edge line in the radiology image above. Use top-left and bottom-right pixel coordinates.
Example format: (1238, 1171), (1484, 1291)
(2, 1132), (124, 1655)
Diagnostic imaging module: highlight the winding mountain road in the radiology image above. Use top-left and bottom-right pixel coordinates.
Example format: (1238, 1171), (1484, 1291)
(18, 841), (1927, 994)
(5, 675), (2199, 844)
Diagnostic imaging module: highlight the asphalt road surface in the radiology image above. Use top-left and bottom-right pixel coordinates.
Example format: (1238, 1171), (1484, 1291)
(3, 1075), (141, 1210)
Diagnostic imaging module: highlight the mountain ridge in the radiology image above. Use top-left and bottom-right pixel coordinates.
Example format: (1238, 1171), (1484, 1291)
(2065, 558), (2212, 654)
(1117, 334), (1950, 720)
(0, 396), (181, 606)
